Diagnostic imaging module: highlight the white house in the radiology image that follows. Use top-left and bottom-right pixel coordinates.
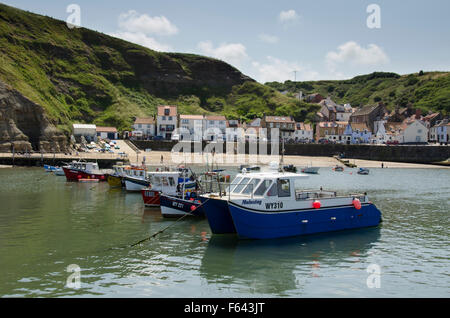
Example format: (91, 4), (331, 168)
(402, 120), (429, 143)
(204, 115), (227, 141)
(179, 114), (204, 141)
(133, 117), (155, 139)
(157, 105), (178, 140)
(72, 124), (97, 142)
(435, 120), (449, 144)
(293, 122), (313, 142)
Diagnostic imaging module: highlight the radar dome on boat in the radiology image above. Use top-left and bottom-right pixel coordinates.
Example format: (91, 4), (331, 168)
(269, 161), (279, 170)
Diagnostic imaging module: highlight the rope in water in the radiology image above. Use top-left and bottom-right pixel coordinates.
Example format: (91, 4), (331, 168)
(129, 198), (211, 248)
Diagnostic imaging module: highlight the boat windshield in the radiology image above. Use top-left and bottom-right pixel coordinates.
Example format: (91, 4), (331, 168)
(254, 179), (272, 196)
(228, 177), (242, 192)
(241, 178), (261, 195)
(232, 177), (250, 193)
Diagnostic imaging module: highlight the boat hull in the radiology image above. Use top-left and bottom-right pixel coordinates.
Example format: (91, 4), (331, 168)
(200, 196), (236, 234)
(62, 167), (107, 182)
(141, 189), (161, 207)
(124, 177), (149, 192)
(160, 194), (204, 218)
(107, 175), (123, 188)
(227, 202), (382, 239)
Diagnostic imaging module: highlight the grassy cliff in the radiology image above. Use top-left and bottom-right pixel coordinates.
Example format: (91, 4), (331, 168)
(0, 3), (320, 136)
(266, 71), (450, 115)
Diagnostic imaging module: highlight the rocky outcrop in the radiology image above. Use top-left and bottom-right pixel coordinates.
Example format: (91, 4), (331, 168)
(0, 80), (67, 153)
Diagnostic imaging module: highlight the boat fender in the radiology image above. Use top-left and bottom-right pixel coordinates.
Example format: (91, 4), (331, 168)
(190, 205), (196, 212)
(313, 200), (321, 209)
(352, 198), (362, 210)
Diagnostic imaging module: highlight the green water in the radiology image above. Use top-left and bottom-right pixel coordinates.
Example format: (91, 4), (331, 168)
(0, 167), (449, 297)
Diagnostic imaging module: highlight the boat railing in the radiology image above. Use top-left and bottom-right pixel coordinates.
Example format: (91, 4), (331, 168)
(198, 180), (255, 200)
(295, 189), (367, 202)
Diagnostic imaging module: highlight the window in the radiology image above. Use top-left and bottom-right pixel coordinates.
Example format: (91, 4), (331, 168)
(254, 180), (272, 196)
(267, 183), (277, 196)
(162, 177), (169, 186)
(153, 177), (161, 186)
(233, 177), (250, 193)
(162, 116), (166, 120)
(242, 179), (261, 195)
(227, 177), (242, 193)
(168, 116), (172, 121)
(277, 179), (291, 197)
(418, 129), (422, 133)
(168, 177), (175, 186)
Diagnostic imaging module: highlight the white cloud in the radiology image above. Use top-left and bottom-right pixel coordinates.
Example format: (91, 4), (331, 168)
(109, 31), (172, 52)
(250, 56), (320, 83)
(326, 41), (389, 69)
(118, 10), (178, 36)
(258, 33), (279, 44)
(279, 10), (299, 24)
(197, 41), (248, 68)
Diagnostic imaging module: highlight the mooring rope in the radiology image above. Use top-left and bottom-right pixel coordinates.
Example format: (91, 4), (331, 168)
(128, 198), (211, 248)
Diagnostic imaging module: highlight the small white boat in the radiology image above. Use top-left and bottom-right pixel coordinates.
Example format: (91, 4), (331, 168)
(301, 166), (320, 174)
(357, 168), (370, 175)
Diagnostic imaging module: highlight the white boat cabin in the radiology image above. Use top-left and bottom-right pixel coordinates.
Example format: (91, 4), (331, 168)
(146, 171), (185, 195)
(205, 171), (368, 211)
(124, 166), (146, 179)
(69, 161), (100, 173)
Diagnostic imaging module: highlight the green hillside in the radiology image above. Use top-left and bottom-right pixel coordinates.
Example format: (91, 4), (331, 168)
(0, 3), (318, 135)
(266, 71), (450, 115)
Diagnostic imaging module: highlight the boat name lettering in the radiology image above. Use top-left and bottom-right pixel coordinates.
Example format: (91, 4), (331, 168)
(265, 202), (283, 209)
(172, 202), (184, 208)
(242, 200), (262, 205)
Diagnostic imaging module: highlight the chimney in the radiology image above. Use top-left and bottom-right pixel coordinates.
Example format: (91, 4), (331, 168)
(415, 109), (421, 119)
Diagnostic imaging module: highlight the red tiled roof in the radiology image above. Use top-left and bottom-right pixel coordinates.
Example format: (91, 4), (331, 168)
(157, 105), (177, 116)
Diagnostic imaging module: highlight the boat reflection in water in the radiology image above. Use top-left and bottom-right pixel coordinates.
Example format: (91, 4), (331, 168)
(199, 227), (381, 295)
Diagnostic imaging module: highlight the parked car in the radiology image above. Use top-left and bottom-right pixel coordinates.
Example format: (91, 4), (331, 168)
(318, 138), (329, 144)
(153, 136), (164, 141)
(386, 140), (399, 145)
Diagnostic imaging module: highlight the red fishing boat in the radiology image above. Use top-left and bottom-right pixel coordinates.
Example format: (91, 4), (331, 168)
(62, 161), (107, 182)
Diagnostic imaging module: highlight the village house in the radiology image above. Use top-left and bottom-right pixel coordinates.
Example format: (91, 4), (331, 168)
(305, 93), (324, 104)
(132, 117), (156, 139)
(402, 119), (429, 144)
(350, 102), (387, 133)
(157, 105), (178, 140)
(293, 122), (313, 142)
(261, 115), (296, 141)
(315, 121), (347, 142)
(96, 127), (118, 140)
(204, 115), (227, 141)
(336, 104), (354, 122)
(435, 119), (450, 144)
(318, 97), (338, 122)
(179, 114), (204, 141)
(343, 123), (372, 144)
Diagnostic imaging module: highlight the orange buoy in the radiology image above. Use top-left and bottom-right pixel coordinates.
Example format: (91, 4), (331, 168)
(313, 200), (321, 209)
(352, 198), (362, 210)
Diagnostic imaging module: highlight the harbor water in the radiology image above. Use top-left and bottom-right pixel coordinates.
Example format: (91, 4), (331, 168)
(0, 167), (448, 297)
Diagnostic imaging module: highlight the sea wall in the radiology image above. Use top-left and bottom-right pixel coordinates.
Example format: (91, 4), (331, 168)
(129, 140), (450, 164)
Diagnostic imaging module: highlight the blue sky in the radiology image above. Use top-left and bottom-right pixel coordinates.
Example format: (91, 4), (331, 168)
(3, 0), (450, 82)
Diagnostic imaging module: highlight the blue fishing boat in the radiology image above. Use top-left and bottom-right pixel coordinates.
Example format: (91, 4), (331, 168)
(200, 169), (382, 239)
(44, 164), (58, 172)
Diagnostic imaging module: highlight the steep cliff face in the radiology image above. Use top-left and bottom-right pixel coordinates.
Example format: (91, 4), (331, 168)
(0, 3), (254, 134)
(0, 80), (67, 152)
